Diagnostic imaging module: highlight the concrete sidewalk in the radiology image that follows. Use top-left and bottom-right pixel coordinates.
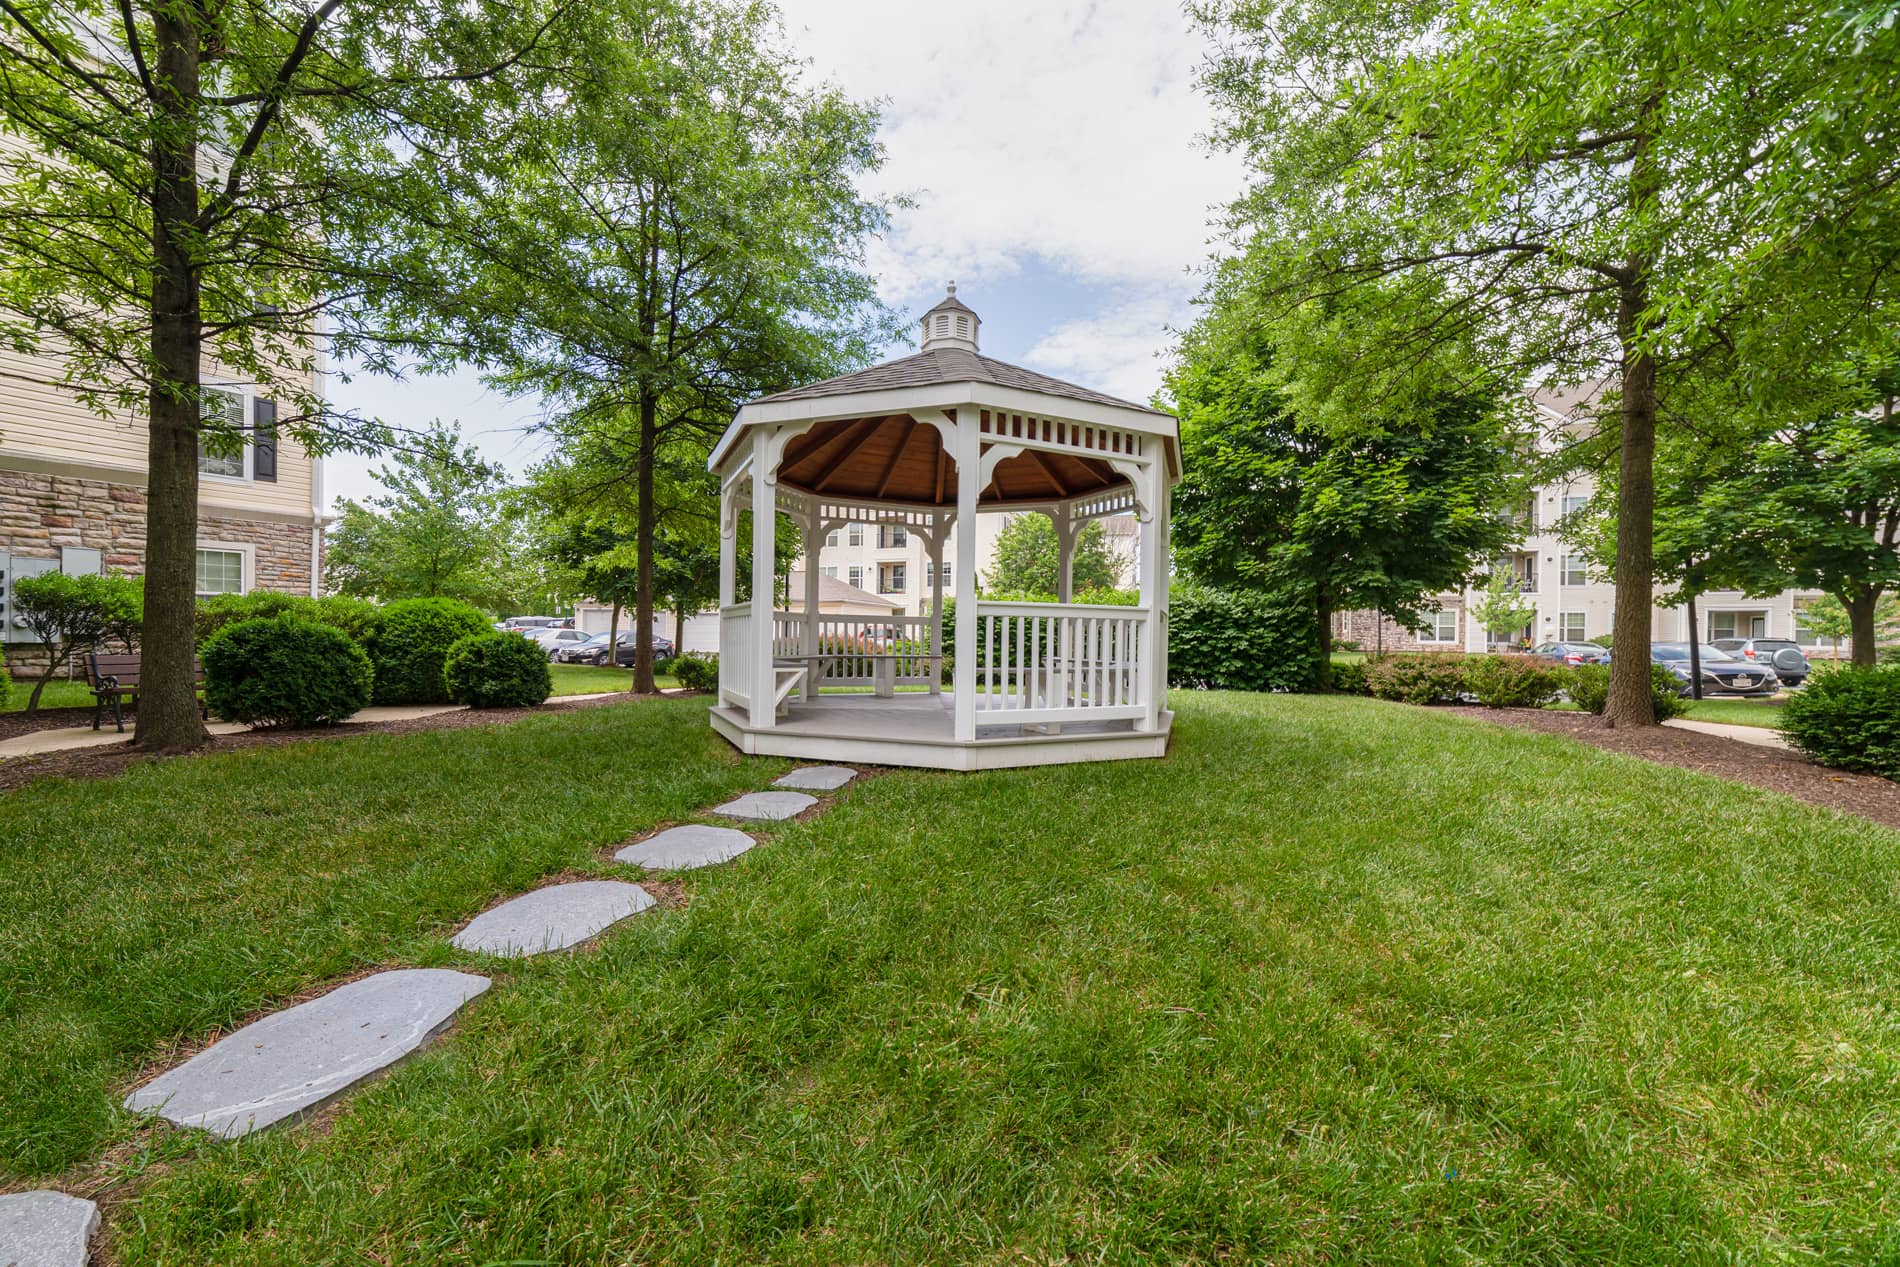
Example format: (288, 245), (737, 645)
(0, 704), (465, 760)
(1663, 717), (1790, 749)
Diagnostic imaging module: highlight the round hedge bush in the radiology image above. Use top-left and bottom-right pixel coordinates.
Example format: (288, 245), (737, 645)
(201, 615), (373, 727)
(444, 631), (553, 709)
(670, 652), (719, 693)
(366, 597), (491, 705)
(1781, 665), (1900, 777)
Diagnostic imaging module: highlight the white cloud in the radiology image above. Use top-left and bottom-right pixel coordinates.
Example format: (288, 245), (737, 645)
(1022, 293), (1193, 406)
(777, 0), (1241, 306)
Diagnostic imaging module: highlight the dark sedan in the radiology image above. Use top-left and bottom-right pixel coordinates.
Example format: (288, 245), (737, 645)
(1651, 643), (1779, 696)
(555, 631), (676, 666)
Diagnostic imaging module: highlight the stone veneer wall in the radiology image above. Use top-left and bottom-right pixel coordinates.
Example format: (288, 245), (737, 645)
(2, 466), (317, 672)
(1332, 598), (1469, 654)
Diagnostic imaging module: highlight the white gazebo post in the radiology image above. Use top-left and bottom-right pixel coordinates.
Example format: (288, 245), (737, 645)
(749, 428), (777, 729)
(952, 413), (981, 742)
(1136, 463), (1166, 732)
(1053, 504), (1079, 604)
(926, 516), (947, 696)
(802, 503), (822, 655)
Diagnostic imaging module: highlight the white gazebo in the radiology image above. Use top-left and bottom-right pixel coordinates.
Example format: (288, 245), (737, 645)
(707, 285), (1181, 771)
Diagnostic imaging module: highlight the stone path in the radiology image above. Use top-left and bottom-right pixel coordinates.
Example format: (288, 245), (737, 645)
(0, 1190), (99, 1267)
(714, 790), (817, 821)
(124, 969), (491, 1138)
(0, 704), (466, 761)
(451, 881), (654, 956)
(66, 763), (862, 1257)
(774, 765), (858, 791)
(616, 824), (756, 871)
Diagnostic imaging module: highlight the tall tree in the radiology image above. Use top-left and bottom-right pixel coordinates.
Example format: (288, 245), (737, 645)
(983, 515), (1121, 596)
(1193, 0), (1900, 724)
(1164, 318), (1521, 684)
(0, 0), (582, 749)
(324, 423), (514, 608)
(431, 0), (899, 692)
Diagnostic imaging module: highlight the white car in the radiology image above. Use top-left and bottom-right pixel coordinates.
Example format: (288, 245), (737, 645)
(523, 627), (592, 659)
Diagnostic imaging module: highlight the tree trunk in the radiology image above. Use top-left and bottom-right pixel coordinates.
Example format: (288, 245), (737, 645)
(608, 600), (621, 668)
(1603, 294), (1658, 728)
(673, 607), (684, 655)
(631, 391), (657, 694)
(1846, 590), (1880, 667)
(136, 7), (210, 753)
(1314, 586), (1333, 690)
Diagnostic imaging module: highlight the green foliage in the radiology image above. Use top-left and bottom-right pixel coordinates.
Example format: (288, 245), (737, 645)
(200, 617), (373, 728)
(12, 571), (144, 714)
(1364, 653), (1468, 705)
(195, 592), (380, 647)
(1780, 667), (1900, 777)
(671, 653), (718, 693)
(1167, 587), (1321, 693)
(1797, 594), (1855, 657)
(1332, 639), (1360, 653)
(983, 515), (1122, 595)
(1471, 571), (1538, 643)
(1464, 655), (1570, 709)
(1165, 320), (1519, 676)
(1328, 659), (1370, 696)
(365, 598), (492, 705)
(443, 632), (553, 709)
(0, 662), (10, 711)
(1590, 634), (1615, 649)
(325, 423), (516, 609)
(1570, 663), (1688, 719)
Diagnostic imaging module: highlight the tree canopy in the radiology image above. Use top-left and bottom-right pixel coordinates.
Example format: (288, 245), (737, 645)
(984, 515), (1122, 597)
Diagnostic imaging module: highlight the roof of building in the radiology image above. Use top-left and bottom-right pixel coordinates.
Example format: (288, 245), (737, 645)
(749, 346), (1169, 417)
(787, 571), (904, 611)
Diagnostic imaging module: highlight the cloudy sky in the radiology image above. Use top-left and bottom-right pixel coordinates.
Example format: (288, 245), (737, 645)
(322, 0), (1244, 509)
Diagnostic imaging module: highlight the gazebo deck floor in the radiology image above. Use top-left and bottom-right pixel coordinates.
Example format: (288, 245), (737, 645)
(708, 693), (1172, 771)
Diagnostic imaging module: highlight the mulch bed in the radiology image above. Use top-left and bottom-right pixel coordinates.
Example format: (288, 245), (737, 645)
(1445, 705), (1900, 832)
(0, 692), (690, 795)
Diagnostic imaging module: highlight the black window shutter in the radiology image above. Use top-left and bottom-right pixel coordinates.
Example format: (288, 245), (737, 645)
(254, 398), (278, 481)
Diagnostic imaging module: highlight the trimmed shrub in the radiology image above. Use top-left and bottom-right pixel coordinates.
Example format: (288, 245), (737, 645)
(1781, 666), (1900, 777)
(1329, 659), (1370, 696)
(1569, 661), (1690, 720)
(1364, 652), (1467, 704)
(672, 653), (719, 693)
(0, 661), (10, 710)
(1465, 655), (1570, 708)
(654, 655), (679, 679)
(201, 616), (373, 727)
(444, 631), (552, 709)
(1169, 587), (1322, 693)
(365, 597), (491, 705)
(1589, 634), (1614, 649)
(195, 591), (380, 646)
(1332, 638), (1360, 653)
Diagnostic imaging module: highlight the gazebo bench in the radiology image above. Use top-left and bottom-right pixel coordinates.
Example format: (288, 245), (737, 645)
(85, 652), (208, 733)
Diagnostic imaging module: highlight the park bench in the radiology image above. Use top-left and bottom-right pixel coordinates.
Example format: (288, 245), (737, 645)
(85, 652), (207, 733)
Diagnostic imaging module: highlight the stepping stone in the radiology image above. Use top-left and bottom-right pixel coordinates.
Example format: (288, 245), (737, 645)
(774, 765), (858, 791)
(615, 824), (756, 871)
(124, 968), (490, 1139)
(713, 791), (816, 821)
(450, 880), (654, 957)
(0, 1191), (98, 1267)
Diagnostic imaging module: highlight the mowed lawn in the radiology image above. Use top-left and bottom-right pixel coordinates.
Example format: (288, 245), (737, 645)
(4, 694), (1900, 1262)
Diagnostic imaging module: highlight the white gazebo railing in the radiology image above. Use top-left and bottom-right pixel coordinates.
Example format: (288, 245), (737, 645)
(718, 604), (754, 709)
(973, 601), (1150, 724)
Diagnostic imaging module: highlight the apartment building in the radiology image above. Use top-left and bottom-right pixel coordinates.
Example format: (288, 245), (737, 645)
(1334, 388), (1845, 656)
(0, 345), (327, 659)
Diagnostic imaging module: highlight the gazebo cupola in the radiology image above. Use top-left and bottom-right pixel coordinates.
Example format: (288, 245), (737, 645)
(920, 282), (981, 353)
(706, 283), (1183, 771)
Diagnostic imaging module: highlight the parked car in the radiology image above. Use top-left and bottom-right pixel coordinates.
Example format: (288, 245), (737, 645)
(607, 632), (675, 667)
(554, 631), (678, 666)
(504, 615), (560, 632)
(1531, 641), (1610, 666)
(1650, 642), (1779, 696)
(1710, 637), (1811, 687)
(525, 627), (593, 659)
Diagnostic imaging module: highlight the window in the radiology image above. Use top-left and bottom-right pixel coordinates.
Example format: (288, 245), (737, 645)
(820, 565), (838, 580)
(847, 524), (863, 547)
(825, 530), (840, 548)
(940, 561), (952, 586)
(1562, 494), (1588, 519)
(1561, 554), (1588, 586)
(847, 566), (864, 590)
(1709, 612), (1738, 641)
(198, 387), (247, 479)
(1419, 610), (1458, 643)
(879, 562), (906, 594)
(195, 548), (245, 598)
(1559, 612), (1587, 642)
(879, 524), (908, 549)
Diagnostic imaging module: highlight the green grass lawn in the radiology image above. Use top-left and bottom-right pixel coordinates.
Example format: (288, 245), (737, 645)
(0, 675), (94, 712)
(1550, 696), (1789, 728)
(6, 693), (1900, 1261)
(547, 661), (678, 695)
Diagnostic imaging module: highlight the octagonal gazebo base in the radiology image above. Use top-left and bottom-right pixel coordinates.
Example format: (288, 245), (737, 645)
(710, 691), (1173, 771)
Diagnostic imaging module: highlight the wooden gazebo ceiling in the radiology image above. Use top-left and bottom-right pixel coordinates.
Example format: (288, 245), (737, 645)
(775, 414), (1126, 508)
